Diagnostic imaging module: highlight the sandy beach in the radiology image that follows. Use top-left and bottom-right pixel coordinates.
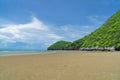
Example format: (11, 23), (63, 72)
(0, 51), (120, 80)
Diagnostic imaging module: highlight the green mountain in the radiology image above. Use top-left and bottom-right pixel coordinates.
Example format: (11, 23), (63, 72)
(48, 10), (120, 50)
(47, 40), (72, 50)
(67, 10), (120, 50)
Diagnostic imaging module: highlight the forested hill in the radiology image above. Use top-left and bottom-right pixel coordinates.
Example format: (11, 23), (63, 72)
(47, 41), (72, 50)
(66, 10), (120, 50)
(48, 10), (120, 50)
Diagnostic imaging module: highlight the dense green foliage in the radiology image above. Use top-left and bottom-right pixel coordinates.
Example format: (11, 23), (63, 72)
(48, 41), (72, 50)
(48, 10), (120, 50)
(67, 10), (120, 50)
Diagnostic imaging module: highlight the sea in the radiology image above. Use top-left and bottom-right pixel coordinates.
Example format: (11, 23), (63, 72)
(0, 50), (73, 56)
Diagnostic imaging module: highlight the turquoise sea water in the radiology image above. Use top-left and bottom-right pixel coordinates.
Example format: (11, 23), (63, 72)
(0, 50), (44, 56)
(0, 50), (72, 56)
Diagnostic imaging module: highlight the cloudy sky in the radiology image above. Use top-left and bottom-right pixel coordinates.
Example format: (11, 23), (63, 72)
(0, 0), (120, 50)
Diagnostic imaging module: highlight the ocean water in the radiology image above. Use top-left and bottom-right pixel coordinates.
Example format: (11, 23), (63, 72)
(0, 50), (72, 56)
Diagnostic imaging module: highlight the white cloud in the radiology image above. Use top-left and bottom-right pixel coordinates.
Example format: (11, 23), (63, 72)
(88, 15), (106, 25)
(0, 16), (105, 49)
(87, 15), (108, 30)
(0, 17), (62, 47)
(60, 25), (90, 39)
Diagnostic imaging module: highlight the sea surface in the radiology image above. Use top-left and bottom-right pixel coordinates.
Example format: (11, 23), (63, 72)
(0, 50), (72, 56)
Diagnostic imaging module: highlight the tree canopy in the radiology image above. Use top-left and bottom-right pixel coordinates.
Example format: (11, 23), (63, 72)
(48, 10), (120, 50)
(48, 40), (72, 50)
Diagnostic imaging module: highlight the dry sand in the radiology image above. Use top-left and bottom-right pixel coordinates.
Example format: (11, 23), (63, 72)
(0, 51), (120, 80)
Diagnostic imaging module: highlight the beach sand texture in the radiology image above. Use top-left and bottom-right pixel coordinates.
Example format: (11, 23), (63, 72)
(0, 51), (120, 80)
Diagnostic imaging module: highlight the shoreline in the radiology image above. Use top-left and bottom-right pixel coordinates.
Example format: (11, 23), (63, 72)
(0, 50), (119, 57)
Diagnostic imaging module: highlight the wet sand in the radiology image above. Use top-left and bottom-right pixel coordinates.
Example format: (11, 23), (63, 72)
(0, 51), (120, 80)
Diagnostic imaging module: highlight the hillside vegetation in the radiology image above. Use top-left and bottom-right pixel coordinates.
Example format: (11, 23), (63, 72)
(67, 10), (120, 50)
(48, 10), (120, 50)
(48, 41), (72, 50)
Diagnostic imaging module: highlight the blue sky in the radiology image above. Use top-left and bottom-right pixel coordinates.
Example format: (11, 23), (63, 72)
(0, 0), (120, 50)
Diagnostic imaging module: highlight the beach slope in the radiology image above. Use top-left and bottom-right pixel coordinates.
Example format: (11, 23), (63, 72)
(0, 51), (120, 80)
